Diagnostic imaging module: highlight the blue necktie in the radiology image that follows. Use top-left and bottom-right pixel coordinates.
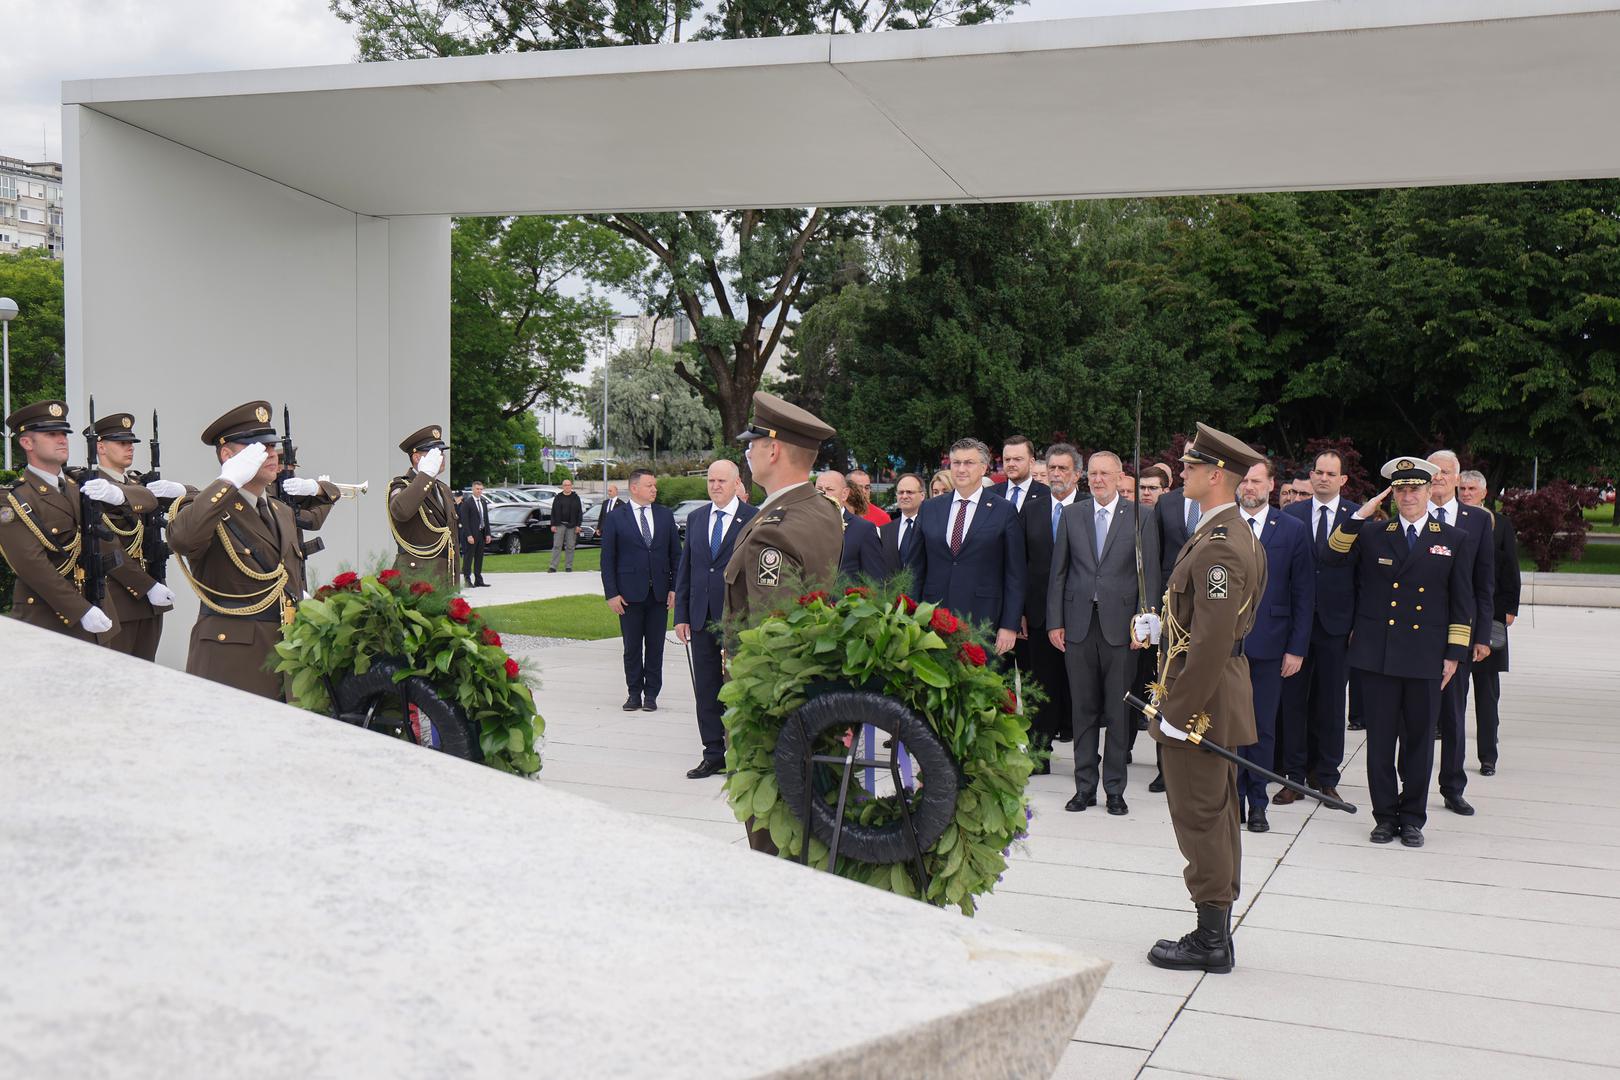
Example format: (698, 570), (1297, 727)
(1406, 524), (1418, 551)
(899, 517), (912, 558)
(1009, 484), (1022, 511)
(1186, 500), (1201, 531)
(1434, 507), (1447, 526)
(639, 506), (652, 547)
(1095, 508), (1108, 560)
(1317, 506), (1329, 548)
(1052, 500), (1063, 541)
(709, 509), (725, 560)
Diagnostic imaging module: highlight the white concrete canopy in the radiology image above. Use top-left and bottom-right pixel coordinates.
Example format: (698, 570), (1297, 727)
(60, 0), (1620, 666)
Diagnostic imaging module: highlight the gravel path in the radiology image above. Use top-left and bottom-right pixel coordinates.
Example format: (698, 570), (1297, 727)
(501, 633), (579, 652)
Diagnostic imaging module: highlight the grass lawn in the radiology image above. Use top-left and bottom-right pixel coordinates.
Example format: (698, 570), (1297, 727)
(479, 593), (672, 640)
(1522, 541), (1620, 575)
(484, 548), (602, 574)
(1583, 506), (1619, 534)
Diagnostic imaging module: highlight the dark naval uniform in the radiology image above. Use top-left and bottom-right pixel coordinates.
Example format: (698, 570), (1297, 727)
(0, 400), (148, 646)
(90, 412), (170, 660)
(1325, 457), (1473, 843)
(1147, 423), (1267, 974)
(388, 425), (458, 588)
(169, 401), (337, 700)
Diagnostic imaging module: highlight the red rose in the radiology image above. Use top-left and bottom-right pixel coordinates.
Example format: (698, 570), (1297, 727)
(330, 571), (359, 590)
(797, 590), (830, 607)
(504, 657), (520, 679)
(377, 569), (402, 587)
(1002, 689), (1018, 715)
(844, 586), (870, 598)
(930, 607), (960, 635)
(448, 598), (473, 623)
(957, 643), (987, 667)
(482, 628), (502, 647)
(314, 585), (334, 600)
(410, 581), (434, 596)
(898, 594), (918, 615)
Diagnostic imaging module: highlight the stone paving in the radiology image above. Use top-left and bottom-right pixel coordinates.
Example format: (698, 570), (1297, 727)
(513, 600), (1620, 1079)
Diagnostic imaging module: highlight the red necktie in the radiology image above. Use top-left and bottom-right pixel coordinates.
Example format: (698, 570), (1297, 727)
(950, 499), (968, 554)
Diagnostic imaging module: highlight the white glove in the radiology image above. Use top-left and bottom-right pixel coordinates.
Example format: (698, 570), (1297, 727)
(79, 606), (113, 634)
(146, 583), (176, 608)
(218, 442), (268, 489)
(281, 476), (320, 497)
(1132, 612), (1163, 645)
(317, 474), (331, 483)
(81, 477), (126, 506)
(1158, 716), (1189, 742)
(145, 479), (187, 500)
(416, 448), (444, 478)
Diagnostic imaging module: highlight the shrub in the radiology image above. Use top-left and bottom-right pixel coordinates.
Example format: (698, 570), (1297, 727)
(1501, 480), (1597, 571)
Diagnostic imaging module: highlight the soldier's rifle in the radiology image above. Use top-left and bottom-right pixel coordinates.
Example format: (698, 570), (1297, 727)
(1125, 692), (1358, 813)
(138, 410), (171, 584)
(276, 404), (324, 560)
(67, 396), (117, 610)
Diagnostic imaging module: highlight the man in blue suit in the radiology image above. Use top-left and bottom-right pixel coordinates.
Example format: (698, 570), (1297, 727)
(1236, 461), (1315, 832)
(877, 473), (925, 578)
(1277, 450), (1359, 804)
(907, 437), (1025, 655)
(988, 435), (1049, 513)
(601, 468), (679, 713)
(674, 460), (758, 779)
(1426, 450), (1494, 816)
(816, 471), (886, 582)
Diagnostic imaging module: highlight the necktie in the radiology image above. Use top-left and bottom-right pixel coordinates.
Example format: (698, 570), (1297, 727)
(58, 475), (69, 497)
(1248, 515), (1261, 537)
(1186, 500), (1202, 530)
(639, 505), (652, 546)
(258, 498), (280, 544)
(1407, 524), (1418, 551)
(1316, 505), (1329, 548)
(899, 517), (912, 556)
(1008, 484), (1021, 511)
(709, 509), (725, 560)
(1051, 500), (1063, 541)
(1434, 507), (1447, 526)
(1095, 507), (1108, 560)
(950, 499), (968, 554)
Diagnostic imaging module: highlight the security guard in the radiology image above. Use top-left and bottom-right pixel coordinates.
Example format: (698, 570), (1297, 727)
(168, 401), (338, 700)
(1324, 457), (1473, 848)
(1147, 423), (1267, 974)
(388, 425), (458, 587)
(0, 399), (151, 644)
(88, 411), (187, 659)
(724, 392), (843, 625)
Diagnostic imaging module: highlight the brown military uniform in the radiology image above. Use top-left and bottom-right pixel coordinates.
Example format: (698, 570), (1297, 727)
(723, 482), (844, 624)
(96, 465), (167, 658)
(388, 424), (458, 587)
(169, 401), (336, 700)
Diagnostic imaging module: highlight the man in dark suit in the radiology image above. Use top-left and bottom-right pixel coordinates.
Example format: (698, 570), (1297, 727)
(1324, 457), (1474, 848)
(457, 480), (493, 587)
(878, 472), (925, 578)
(1427, 450), (1494, 815)
(1048, 450), (1160, 815)
(601, 468), (679, 713)
(1236, 461), (1315, 832)
(908, 437), (1025, 651)
(1154, 470), (1200, 584)
(674, 460), (758, 779)
(816, 471), (886, 582)
(1276, 450), (1359, 804)
(1459, 469), (1519, 776)
(1021, 443), (1083, 771)
(989, 435), (1049, 514)
(600, 484), (623, 516)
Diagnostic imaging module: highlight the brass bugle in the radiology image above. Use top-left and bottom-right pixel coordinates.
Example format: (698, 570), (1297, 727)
(334, 481), (369, 499)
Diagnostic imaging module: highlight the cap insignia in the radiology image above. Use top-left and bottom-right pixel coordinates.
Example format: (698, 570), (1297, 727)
(47, 404), (63, 417)
(431, 428), (442, 439)
(121, 417), (133, 429)
(255, 406), (270, 423)
(1397, 459), (1413, 470)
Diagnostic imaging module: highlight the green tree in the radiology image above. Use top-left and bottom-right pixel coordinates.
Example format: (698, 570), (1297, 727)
(331, 0), (1024, 478)
(449, 216), (645, 483)
(583, 347), (719, 459)
(0, 251), (66, 409)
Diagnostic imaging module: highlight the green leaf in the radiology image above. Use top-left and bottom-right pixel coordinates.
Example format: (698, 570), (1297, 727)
(907, 653), (950, 688)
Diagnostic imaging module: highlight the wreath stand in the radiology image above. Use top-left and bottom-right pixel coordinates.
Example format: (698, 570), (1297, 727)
(321, 656), (482, 762)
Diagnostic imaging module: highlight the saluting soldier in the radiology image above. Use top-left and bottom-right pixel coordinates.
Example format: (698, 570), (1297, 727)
(1147, 423), (1267, 974)
(388, 425), (458, 587)
(1323, 457), (1473, 849)
(87, 412), (187, 659)
(168, 401), (338, 700)
(0, 400), (151, 644)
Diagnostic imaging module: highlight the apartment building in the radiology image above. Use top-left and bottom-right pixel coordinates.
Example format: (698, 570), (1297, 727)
(0, 157), (65, 259)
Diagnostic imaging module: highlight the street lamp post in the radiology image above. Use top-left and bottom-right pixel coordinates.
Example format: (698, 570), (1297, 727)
(649, 392), (661, 465)
(0, 297), (18, 471)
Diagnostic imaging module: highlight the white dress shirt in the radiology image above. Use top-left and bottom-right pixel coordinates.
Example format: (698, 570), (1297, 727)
(947, 486), (986, 541)
(1308, 495), (1342, 536)
(1429, 495), (1461, 527)
(708, 496), (741, 541)
(1092, 492), (1120, 540)
(894, 512), (920, 555)
(1003, 478), (1029, 512)
(27, 464), (64, 489)
(629, 498), (656, 541)
(1243, 505), (1270, 537)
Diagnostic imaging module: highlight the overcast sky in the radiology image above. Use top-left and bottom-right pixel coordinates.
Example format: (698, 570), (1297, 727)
(4, 0), (1289, 162)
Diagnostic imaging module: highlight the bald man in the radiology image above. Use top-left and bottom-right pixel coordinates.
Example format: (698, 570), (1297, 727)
(817, 470), (886, 583)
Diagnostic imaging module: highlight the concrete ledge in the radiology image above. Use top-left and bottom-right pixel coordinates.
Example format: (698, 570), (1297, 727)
(0, 619), (1106, 1079)
(1521, 572), (1620, 608)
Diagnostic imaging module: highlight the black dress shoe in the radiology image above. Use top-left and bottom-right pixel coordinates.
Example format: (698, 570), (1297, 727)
(475, 580), (490, 587)
(622, 696), (642, 711)
(1400, 824), (1425, 848)
(1064, 793), (1097, 812)
(641, 699), (659, 712)
(1369, 822), (1397, 844)
(686, 759), (725, 779)
(547, 567), (556, 573)
(1148, 774), (1166, 794)
(1148, 904), (1233, 974)
(1443, 795), (1474, 816)
(1055, 731), (1073, 743)
(1480, 762), (1497, 776)
(1106, 794), (1128, 816)
(1247, 806), (1270, 833)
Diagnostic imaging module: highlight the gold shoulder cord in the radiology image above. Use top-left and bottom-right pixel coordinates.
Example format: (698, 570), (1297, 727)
(103, 512), (144, 560)
(388, 484), (452, 560)
(5, 490), (82, 579)
(167, 494), (290, 618)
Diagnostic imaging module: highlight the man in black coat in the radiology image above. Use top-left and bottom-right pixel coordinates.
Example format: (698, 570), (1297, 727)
(1459, 469), (1518, 777)
(1020, 443), (1083, 770)
(989, 434), (1049, 514)
(547, 478), (584, 573)
(456, 481), (494, 587)
(601, 469), (679, 712)
(817, 471), (885, 582)
(878, 472), (925, 578)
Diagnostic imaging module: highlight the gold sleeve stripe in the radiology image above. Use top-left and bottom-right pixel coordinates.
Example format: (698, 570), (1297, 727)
(1448, 624), (1472, 646)
(1328, 526), (1356, 553)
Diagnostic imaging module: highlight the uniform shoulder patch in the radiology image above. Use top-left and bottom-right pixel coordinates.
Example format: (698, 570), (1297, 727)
(1207, 563), (1229, 599)
(0, 506), (13, 524)
(1428, 521), (1442, 532)
(1386, 521), (1399, 531)
(757, 546), (782, 587)
(1209, 525), (1228, 540)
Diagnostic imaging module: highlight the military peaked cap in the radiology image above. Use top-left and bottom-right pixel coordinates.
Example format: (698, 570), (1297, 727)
(735, 391), (835, 452)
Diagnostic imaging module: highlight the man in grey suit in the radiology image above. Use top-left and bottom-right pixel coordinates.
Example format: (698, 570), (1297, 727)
(1048, 450), (1161, 815)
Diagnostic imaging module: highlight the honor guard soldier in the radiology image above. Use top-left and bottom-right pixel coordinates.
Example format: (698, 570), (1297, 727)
(88, 412), (187, 659)
(0, 399), (151, 644)
(388, 425), (458, 587)
(1147, 423), (1268, 974)
(168, 401), (338, 700)
(1323, 457), (1473, 849)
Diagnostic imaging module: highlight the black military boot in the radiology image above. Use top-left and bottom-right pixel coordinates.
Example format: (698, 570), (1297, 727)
(1148, 903), (1234, 974)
